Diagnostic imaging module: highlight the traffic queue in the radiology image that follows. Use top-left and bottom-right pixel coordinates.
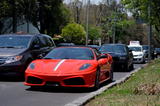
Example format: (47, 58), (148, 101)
(0, 34), (156, 90)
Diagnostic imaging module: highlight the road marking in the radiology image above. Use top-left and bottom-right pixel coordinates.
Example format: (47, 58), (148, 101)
(54, 59), (66, 71)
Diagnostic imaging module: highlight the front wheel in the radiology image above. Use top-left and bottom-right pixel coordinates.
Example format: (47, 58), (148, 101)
(93, 69), (100, 90)
(109, 65), (113, 82)
(123, 63), (128, 72)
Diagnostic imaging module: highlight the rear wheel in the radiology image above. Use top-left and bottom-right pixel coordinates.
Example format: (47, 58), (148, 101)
(129, 63), (134, 70)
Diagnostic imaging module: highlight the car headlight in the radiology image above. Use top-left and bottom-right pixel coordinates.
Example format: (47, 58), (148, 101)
(5, 55), (23, 63)
(80, 64), (91, 70)
(29, 63), (35, 70)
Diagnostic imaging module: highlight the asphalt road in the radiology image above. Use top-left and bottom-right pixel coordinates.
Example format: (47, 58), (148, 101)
(0, 64), (142, 106)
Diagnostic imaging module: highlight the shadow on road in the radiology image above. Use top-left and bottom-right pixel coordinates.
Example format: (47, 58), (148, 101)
(0, 74), (24, 82)
(25, 79), (115, 93)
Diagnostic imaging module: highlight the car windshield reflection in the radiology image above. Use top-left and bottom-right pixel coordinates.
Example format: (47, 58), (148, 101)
(44, 47), (94, 60)
(0, 36), (31, 48)
(99, 45), (126, 53)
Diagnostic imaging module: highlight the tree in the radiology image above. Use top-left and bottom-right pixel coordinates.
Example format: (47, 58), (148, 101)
(121, 0), (160, 42)
(88, 26), (102, 44)
(61, 23), (86, 44)
(0, 0), (71, 35)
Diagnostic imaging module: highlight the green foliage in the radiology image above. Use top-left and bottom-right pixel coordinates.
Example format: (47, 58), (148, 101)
(88, 26), (102, 40)
(86, 59), (160, 106)
(0, 0), (71, 35)
(61, 23), (86, 44)
(121, 0), (160, 33)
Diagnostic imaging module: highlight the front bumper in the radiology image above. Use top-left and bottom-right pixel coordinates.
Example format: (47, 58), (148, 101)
(133, 57), (144, 63)
(24, 71), (97, 88)
(0, 62), (26, 76)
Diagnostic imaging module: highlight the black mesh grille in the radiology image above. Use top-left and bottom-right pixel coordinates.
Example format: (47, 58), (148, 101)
(27, 76), (43, 84)
(64, 77), (85, 85)
(45, 81), (60, 86)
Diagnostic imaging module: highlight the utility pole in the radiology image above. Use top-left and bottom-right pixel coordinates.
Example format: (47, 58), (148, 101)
(148, 0), (152, 62)
(85, 0), (90, 46)
(12, 0), (17, 33)
(113, 16), (116, 44)
(27, 0), (30, 33)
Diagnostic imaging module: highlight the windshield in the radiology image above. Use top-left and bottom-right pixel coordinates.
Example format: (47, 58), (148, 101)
(44, 47), (94, 60)
(143, 46), (148, 50)
(99, 45), (126, 53)
(129, 47), (142, 52)
(0, 36), (31, 48)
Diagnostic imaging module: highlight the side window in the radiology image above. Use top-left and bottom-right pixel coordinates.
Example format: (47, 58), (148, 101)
(38, 36), (48, 47)
(31, 37), (40, 48)
(46, 37), (54, 47)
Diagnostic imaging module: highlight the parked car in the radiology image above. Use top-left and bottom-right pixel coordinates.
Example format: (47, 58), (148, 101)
(99, 44), (133, 72)
(142, 45), (155, 59)
(25, 46), (113, 89)
(87, 45), (100, 50)
(57, 43), (75, 47)
(128, 44), (145, 63)
(0, 33), (55, 76)
(154, 48), (160, 58)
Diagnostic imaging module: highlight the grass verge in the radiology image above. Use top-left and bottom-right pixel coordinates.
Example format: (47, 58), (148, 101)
(85, 59), (160, 106)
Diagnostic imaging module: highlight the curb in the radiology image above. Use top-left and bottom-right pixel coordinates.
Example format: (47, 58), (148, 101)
(65, 64), (147, 106)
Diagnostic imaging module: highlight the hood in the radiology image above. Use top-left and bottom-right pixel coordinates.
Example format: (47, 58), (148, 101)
(28, 59), (97, 75)
(132, 51), (143, 55)
(0, 48), (26, 57)
(106, 52), (127, 57)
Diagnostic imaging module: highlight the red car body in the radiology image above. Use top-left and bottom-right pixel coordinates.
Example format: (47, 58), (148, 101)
(24, 47), (113, 88)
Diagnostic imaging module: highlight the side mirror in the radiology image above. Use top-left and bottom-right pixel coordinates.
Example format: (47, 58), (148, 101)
(97, 54), (108, 60)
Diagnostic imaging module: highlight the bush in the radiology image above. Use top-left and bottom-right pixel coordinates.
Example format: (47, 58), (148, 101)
(61, 23), (86, 44)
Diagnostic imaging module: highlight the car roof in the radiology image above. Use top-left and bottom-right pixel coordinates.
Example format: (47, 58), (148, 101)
(0, 33), (38, 37)
(102, 44), (126, 46)
(0, 33), (52, 38)
(56, 46), (95, 50)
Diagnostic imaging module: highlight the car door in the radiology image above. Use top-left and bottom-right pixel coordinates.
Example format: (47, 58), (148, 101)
(94, 49), (110, 82)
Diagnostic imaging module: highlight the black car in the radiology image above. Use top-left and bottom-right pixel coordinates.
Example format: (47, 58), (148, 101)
(0, 33), (55, 76)
(99, 44), (133, 71)
(87, 45), (100, 50)
(154, 48), (160, 58)
(142, 45), (155, 59)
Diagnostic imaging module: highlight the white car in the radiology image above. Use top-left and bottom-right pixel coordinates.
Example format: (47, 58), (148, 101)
(128, 45), (145, 63)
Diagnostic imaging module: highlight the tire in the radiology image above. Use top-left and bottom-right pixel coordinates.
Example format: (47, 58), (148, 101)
(123, 63), (128, 72)
(129, 63), (134, 70)
(93, 69), (100, 90)
(109, 64), (113, 82)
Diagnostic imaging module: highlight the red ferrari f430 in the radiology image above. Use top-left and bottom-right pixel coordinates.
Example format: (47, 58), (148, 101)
(24, 47), (113, 89)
